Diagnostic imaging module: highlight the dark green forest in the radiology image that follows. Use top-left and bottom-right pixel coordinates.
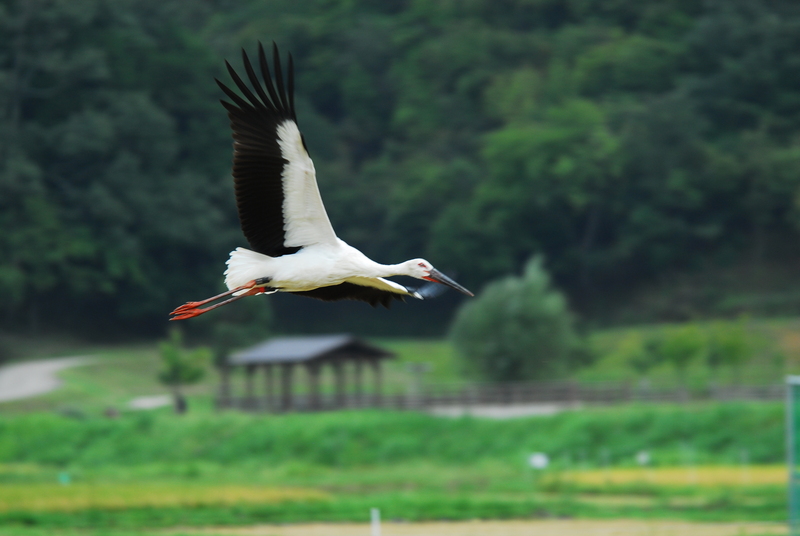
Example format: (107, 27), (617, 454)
(2, 0), (800, 338)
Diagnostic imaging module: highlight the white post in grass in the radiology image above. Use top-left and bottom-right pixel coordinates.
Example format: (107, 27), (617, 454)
(371, 507), (381, 536)
(636, 450), (653, 483)
(682, 442), (697, 485)
(740, 448), (750, 486)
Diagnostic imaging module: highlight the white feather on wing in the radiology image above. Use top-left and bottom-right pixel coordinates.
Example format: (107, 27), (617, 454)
(276, 120), (338, 248)
(344, 276), (420, 297)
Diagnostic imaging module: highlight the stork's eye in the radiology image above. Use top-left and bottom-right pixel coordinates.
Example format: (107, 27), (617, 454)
(418, 262), (426, 268)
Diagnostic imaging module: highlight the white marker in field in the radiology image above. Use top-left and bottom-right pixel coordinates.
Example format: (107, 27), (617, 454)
(528, 452), (549, 469)
(371, 507), (381, 536)
(740, 448), (750, 485)
(636, 450), (651, 466)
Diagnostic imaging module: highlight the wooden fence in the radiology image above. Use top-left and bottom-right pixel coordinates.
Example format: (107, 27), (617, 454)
(217, 380), (784, 413)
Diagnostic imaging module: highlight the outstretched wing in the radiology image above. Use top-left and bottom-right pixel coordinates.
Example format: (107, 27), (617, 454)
(290, 277), (422, 309)
(216, 42), (337, 257)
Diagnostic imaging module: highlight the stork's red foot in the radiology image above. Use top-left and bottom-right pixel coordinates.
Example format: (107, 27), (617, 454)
(169, 280), (264, 321)
(169, 298), (224, 320)
(171, 301), (207, 315)
(169, 308), (207, 321)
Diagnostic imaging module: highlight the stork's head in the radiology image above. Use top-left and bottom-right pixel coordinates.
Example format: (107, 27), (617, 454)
(403, 259), (474, 297)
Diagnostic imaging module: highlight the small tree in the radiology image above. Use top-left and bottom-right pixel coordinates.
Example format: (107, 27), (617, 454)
(449, 257), (588, 382)
(625, 334), (662, 381)
(656, 325), (704, 388)
(158, 328), (210, 414)
(706, 319), (750, 383)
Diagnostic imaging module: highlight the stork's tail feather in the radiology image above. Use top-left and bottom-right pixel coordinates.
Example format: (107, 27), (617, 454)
(224, 247), (274, 290)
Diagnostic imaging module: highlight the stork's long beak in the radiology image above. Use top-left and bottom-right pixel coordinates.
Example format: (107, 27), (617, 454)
(425, 269), (474, 297)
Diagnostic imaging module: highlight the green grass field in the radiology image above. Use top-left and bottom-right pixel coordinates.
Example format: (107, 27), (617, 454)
(0, 402), (788, 531)
(0, 320), (796, 533)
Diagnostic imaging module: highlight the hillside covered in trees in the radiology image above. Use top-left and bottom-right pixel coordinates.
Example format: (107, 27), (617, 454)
(2, 0), (800, 338)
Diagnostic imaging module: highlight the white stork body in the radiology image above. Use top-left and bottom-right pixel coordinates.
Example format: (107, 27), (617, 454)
(225, 243), (420, 298)
(170, 44), (471, 321)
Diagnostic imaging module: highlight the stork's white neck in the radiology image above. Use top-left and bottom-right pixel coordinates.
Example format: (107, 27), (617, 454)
(337, 241), (420, 280)
(370, 261), (410, 279)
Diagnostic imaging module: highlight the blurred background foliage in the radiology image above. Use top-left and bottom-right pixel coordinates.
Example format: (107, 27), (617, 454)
(3, 0), (800, 340)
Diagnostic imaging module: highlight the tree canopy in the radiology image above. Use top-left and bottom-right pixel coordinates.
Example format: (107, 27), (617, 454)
(3, 0), (800, 337)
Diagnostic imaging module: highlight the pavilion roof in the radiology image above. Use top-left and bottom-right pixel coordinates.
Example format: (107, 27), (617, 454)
(228, 334), (394, 365)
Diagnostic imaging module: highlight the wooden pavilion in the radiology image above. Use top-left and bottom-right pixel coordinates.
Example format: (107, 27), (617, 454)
(217, 334), (395, 412)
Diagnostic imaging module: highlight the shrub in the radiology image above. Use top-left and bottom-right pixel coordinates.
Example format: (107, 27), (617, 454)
(449, 257), (588, 382)
(655, 325), (705, 383)
(706, 319), (751, 380)
(625, 333), (663, 378)
(159, 329), (210, 413)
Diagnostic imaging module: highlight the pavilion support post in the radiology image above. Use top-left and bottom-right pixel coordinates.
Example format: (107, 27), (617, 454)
(371, 360), (382, 407)
(354, 359), (364, 407)
(218, 364), (231, 409)
(307, 363), (321, 410)
(333, 361), (346, 408)
(245, 364), (256, 410)
(281, 363), (294, 412)
(264, 364), (274, 412)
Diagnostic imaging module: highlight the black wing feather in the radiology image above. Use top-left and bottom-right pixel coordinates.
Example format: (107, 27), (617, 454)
(272, 43), (289, 111)
(218, 42), (301, 257)
(287, 54), (296, 121)
(290, 282), (409, 309)
(216, 77), (256, 113)
(224, 61), (263, 111)
(258, 44), (282, 110)
(242, 50), (271, 105)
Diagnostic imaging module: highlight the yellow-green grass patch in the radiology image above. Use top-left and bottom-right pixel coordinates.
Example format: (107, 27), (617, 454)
(0, 483), (329, 512)
(556, 465), (785, 488)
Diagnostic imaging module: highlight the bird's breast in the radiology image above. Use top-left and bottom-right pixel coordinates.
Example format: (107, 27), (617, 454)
(269, 246), (361, 291)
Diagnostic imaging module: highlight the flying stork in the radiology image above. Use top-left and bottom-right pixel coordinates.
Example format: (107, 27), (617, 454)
(170, 43), (473, 321)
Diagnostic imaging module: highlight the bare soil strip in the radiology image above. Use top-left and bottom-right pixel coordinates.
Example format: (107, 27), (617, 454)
(194, 519), (786, 536)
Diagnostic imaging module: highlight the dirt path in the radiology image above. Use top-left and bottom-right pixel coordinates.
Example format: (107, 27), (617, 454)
(196, 519), (785, 536)
(0, 356), (93, 402)
(429, 402), (579, 418)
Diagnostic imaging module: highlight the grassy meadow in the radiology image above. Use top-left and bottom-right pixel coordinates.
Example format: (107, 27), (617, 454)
(0, 402), (789, 531)
(0, 318), (795, 533)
